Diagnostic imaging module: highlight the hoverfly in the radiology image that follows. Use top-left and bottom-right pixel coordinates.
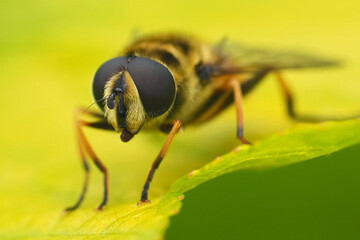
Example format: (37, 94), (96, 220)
(65, 33), (353, 211)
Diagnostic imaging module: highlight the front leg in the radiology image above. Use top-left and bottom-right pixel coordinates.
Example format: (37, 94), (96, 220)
(138, 120), (182, 205)
(65, 107), (113, 211)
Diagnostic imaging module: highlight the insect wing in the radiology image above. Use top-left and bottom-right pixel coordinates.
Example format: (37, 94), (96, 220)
(215, 40), (340, 70)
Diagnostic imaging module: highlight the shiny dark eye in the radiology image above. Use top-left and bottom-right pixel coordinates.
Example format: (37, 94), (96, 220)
(127, 57), (176, 117)
(93, 56), (176, 117)
(92, 57), (128, 111)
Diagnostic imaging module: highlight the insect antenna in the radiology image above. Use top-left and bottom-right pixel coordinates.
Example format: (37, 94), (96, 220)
(80, 97), (107, 118)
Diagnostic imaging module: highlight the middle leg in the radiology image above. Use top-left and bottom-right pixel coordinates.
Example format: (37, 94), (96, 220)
(230, 78), (251, 144)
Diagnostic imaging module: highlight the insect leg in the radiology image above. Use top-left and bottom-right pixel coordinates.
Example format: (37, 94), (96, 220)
(64, 116), (90, 212)
(78, 120), (109, 210)
(138, 120), (182, 205)
(230, 78), (251, 144)
(65, 108), (112, 211)
(273, 71), (299, 118)
(274, 71), (359, 122)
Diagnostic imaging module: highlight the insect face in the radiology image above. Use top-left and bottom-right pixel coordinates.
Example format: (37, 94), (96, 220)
(92, 56), (176, 141)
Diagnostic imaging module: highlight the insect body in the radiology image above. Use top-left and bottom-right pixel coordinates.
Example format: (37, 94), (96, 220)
(65, 33), (345, 211)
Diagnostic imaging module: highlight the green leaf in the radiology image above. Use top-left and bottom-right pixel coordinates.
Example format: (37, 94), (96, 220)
(1, 119), (359, 239)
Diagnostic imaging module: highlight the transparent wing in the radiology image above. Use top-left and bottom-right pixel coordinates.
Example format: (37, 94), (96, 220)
(214, 39), (341, 70)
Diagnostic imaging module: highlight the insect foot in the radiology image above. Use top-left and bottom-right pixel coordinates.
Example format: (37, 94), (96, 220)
(137, 199), (151, 206)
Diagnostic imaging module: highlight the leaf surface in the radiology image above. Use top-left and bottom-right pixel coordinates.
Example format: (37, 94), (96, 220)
(1, 119), (359, 240)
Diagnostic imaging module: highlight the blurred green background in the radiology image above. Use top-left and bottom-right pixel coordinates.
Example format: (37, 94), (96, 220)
(0, 0), (359, 239)
(167, 144), (360, 240)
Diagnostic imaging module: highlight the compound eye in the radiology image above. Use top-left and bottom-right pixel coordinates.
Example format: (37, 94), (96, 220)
(92, 57), (128, 111)
(127, 57), (176, 117)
